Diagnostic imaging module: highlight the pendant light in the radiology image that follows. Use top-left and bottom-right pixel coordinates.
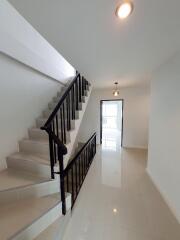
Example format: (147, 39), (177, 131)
(113, 82), (120, 97)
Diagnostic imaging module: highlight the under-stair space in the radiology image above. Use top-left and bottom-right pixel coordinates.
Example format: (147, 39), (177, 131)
(0, 74), (93, 239)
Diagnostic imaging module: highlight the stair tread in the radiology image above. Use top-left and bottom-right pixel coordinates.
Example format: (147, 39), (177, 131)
(0, 168), (49, 192)
(0, 193), (61, 240)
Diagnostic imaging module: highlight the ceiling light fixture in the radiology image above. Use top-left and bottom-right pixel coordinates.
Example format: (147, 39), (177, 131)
(113, 208), (118, 213)
(116, 0), (134, 19)
(113, 82), (120, 97)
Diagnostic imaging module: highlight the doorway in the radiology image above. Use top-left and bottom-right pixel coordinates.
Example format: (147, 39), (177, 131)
(100, 100), (123, 148)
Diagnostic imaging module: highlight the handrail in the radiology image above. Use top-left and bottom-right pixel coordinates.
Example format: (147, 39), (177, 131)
(43, 73), (80, 128)
(41, 72), (89, 177)
(63, 133), (96, 211)
(40, 70), (92, 215)
(64, 133), (96, 174)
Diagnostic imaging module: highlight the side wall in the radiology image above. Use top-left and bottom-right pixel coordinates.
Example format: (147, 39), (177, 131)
(0, 0), (76, 170)
(0, 0), (75, 83)
(148, 53), (180, 223)
(78, 86), (150, 148)
(0, 53), (61, 170)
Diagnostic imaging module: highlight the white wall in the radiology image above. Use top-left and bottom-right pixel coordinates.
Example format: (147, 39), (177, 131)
(78, 86), (150, 148)
(148, 52), (180, 223)
(0, 0), (77, 170)
(0, 0), (75, 83)
(0, 53), (62, 170)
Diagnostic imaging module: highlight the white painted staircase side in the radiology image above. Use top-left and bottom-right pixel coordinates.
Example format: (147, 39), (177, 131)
(0, 82), (91, 239)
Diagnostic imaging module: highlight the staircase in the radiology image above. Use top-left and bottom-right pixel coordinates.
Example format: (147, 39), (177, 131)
(0, 73), (95, 240)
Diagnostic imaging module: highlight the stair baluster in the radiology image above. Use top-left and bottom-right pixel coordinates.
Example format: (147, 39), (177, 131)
(41, 73), (96, 215)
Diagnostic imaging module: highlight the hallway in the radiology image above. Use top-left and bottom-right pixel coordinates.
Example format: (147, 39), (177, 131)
(63, 143), (180, 240)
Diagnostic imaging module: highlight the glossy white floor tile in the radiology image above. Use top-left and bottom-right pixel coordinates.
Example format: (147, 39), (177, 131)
(63, 142), (180, 240)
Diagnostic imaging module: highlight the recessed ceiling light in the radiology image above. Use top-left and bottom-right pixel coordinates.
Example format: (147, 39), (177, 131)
(116, 1), (134, 19)
(113, 208), (118, 213)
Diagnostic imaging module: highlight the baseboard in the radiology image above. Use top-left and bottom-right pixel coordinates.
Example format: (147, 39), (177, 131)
(146, 168), (180, 224)
(123, 145), (148, 150)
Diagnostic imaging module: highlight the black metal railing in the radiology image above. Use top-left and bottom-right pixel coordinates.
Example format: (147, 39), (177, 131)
(40, 73), (95, 215)
(41, 73), (89, 179)
(64, 133), (96, 210)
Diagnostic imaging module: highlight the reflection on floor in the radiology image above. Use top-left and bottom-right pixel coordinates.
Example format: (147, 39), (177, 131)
(63, 146), (180, 239)
(102, 129), (121, 151)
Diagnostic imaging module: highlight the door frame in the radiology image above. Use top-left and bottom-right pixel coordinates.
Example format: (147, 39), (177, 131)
(100, 99), (124, 147)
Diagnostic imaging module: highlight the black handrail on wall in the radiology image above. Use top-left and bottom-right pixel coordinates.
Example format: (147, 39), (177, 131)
(40, 73), (96, 215)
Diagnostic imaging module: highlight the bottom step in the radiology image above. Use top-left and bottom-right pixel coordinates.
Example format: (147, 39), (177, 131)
(0, 193), (71, 240)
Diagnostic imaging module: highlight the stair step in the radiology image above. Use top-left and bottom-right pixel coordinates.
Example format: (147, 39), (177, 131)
(52, 95), (86, 105)
(29, 128), (71, 143)
(48, 101), (83, 111)
(7, 152), (56, 178)
(19, 139), (71, 160)
(0, 193), (71, 240)
(0, 168), (46, 192)
(29, 128), (48, 140)
(0, 168), (60, 205)
(56, 87), (69, 98)
(43, 108), (79, 120)
(36, 117), (75, 130)
(19, 139), (50, 156)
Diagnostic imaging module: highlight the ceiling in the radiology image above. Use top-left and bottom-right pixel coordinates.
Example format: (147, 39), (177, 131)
(9, 0), (180, 88)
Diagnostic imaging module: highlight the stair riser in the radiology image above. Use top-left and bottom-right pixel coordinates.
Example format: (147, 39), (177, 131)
(7, 157), (53, 178)
(19, 141), (49, 156)
(48, 101), (83, 111)
(56, 87), (88, 98)
(36, 118), (75, 130)
(56, 87), (67, 97)
(28, 129), (48, 140)
(28, 129), (71, 143)
(0, 180), (59, 205)
(43, 109), (79, 120)
(19, 139), (72, 161)
(53, 94), (87, 103)
(12, 195), (71, 240)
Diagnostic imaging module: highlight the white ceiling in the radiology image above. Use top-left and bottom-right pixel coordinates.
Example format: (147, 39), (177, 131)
(9, 0), (180, 88)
